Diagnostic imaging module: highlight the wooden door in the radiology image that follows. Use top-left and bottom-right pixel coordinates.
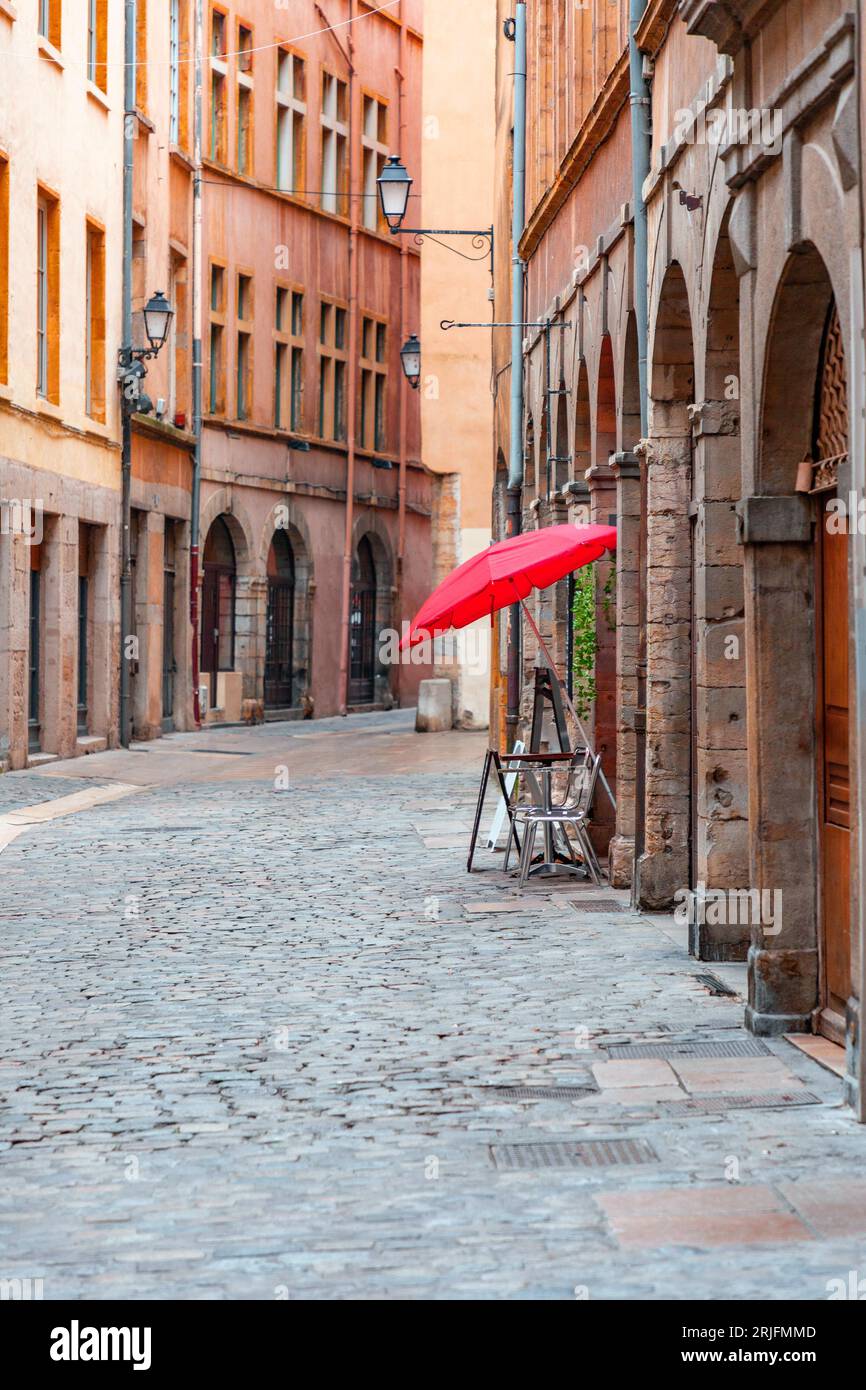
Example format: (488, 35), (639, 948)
(814, 303), (851, 1040)
(818, 506), (850, 1038)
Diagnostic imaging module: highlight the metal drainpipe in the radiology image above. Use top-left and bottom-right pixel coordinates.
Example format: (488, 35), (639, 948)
(119, 0), (137, 749)
(505, 0), (527, 747)
(394, 6), (409, 708)
(628, 0), (651, 904)
(190, 0), (204, 729)
(338, 1), (359, 715)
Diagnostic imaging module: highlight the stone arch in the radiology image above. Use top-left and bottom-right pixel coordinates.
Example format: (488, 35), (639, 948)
(637, 261), (696, 909)
(620, 311), (641, 454)
(746, 242), (852, 1039)
(571, 360), (591, 515)
(198, 488), (255, 575)
(553, 381), (569, 493)
(595, 335), (617, 469)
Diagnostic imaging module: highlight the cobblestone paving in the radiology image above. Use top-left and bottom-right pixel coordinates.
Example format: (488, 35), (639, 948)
(1, 718), (865, 1299)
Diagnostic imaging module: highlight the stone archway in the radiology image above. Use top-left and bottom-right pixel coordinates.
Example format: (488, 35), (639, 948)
(637, 263), (696, 909)
(691, 211), (749, 957)
(744, 244), (851, 1038)
(586, 334), (618, 853)
(260, 503), (314, 714)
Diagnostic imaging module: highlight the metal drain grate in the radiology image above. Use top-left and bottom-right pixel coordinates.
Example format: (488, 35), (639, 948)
(490, 1137), (659, 1170)
(569, 899), (629, 913)
(486, 1085), (596, 1102)
(693, 973), (740, 998)
(607, 1038), (770, 1060)
(186, 748), (255, 756)
(657, 1092), (822, 1116)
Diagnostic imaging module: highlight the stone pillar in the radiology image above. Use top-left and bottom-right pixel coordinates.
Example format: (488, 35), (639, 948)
(547, 490), (570, 680)
(738, 494), (818, 1034)
(88, 522), (119, 747)
(609, 451), (641, 886)
(132, 510), (165, 741)
(171, 521), (194, 733)
(430, 472), (460, 726)
(235, 573), (267, 701)
(0, 525), (30, 769)
(40, 512), (78, 759)
(690, 400), (749, 958)
(635, 425), (693, 909)
(586, 460), (617, 853)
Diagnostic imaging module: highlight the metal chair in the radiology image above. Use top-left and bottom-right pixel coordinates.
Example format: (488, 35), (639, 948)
(516, 749), (604, 887)
(503, 745), (590, 873)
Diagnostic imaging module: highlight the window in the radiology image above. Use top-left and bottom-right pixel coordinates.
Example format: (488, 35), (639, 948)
(38, 0), (61, 51)
(208, 262), (226, 413)
(276, 50), (306, 195)
(210, 9), (228, 162)
(168, 251), (189, 426)
(359, 315), (387, 451)
(135, 0), (147, 112)
(0, 156), (8, 385)
(36, 190), (60, 403)
(236, 22), (254, 174)
(320, 72), (348, 216)
(87, 0), (107, 93)
(275, 287), (304, 432)
(85, 221), (106, 422)
(236, 272), (253, 420)
(362, 96), (389, 232)
(318, 300), (347, 441)
(169, 0), (182, 143)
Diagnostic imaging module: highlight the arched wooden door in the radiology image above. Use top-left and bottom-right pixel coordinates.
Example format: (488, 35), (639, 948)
(201, 516), (236, 677)
(814, 301), (851, 1041)
(265, 530), (295, 708)
(349, 536), (377, 705)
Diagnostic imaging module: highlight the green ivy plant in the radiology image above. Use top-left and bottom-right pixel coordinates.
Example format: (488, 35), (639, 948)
(602, 559), (617, 632)
(571, 564), (597, 720)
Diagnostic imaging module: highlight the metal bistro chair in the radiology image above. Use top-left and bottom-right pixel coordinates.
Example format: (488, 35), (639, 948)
(503, 746), (590, 872)
(515, 748), (604, 887)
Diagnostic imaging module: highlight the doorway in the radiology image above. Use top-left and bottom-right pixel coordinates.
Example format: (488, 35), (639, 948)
(201, 515), (236, 680)
(349, 535), (377, 705)
(814, 301), (850, 1041)
(265, 530), (295, 709)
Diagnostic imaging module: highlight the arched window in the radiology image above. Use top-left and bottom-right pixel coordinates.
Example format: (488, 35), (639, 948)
(265, 530), (296, 708)
(201, 515), (236, 675)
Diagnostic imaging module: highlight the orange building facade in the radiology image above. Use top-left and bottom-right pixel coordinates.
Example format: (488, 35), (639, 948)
(197, 0), (431, 723)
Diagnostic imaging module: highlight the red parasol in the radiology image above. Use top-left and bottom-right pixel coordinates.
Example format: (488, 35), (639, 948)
(400, 523), (617, 649)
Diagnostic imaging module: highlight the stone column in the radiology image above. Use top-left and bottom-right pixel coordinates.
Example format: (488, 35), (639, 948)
(235, 573), (267, 702)
(690, 400), (750, 957)
(132, 511), (165, 741)
(635, 424), (693, 910)
(40, 512), (78, 759)
(586, 459), (617, 853)
(609, 451), (641, 885)
(0, 525), (30, 769)
(738, 494), (818, 1034)
(171, 521), (194, 733)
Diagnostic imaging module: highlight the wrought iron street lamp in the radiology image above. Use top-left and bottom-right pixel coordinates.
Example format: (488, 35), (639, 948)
(400, 334), (422, 390)
(117, 289), (175, 415)
(377, 156), (494, 273)
(142, 290), (174, 355)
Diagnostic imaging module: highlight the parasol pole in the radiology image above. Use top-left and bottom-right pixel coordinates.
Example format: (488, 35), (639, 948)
(518, 591), (616, 812)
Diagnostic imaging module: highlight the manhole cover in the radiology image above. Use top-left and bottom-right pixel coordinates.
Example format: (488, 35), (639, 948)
(693, 973), (739, 998)
(490, 1137), (659, 1170)
(570, 899), (629, 913)
(657, 1092), (821, 1115)
(607, 1039), (770, 1060)
(486, 1085), (596, 1102)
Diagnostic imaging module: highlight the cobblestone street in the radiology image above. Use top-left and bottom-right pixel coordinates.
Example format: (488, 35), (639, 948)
(1, 710), (865, 1301)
